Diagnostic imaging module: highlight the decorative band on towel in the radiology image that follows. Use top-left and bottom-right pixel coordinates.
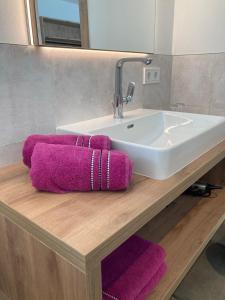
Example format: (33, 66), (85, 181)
(75, 136), (80, 146)
(102, 291), (119, 300)
(107, 151), (111, 190)
(88, 136), (92, 148)
(90, 150), (95, 191)
(99, 150), (102, 190)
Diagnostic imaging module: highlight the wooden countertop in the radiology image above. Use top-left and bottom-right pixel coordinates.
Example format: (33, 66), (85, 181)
(0, 140), (225, 272)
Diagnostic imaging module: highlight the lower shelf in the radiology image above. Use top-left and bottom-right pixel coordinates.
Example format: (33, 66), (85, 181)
(137, 189), (225, 300)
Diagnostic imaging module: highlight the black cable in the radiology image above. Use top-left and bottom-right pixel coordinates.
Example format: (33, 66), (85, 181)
(184, 182), (223, 197)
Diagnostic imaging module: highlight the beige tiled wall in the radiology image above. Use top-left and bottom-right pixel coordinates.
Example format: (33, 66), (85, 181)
(1, 43), (224, 167)
(0, 44), (171, 166)
(143, 54), (173, 110)
(171, 53), (225, 116)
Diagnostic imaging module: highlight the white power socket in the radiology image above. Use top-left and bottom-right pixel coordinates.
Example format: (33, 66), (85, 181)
(143, 67), (160, 85)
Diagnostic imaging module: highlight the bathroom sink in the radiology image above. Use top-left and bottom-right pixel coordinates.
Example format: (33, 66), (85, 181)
(57, 109), (225, 179)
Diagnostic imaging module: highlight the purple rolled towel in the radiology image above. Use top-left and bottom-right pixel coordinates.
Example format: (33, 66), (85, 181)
(136, 263), (167, 300)
(102, 235), (167, 300)
(30, 143), (133, 193)
(23, 134), (112, 168)
(135, 262), (167, 300)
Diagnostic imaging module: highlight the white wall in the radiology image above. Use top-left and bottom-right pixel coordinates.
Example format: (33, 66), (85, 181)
(0, 0), (28, 45)
(88, 0), (156, 53)
(154, 0), (175, 55)
(172, 0), (225, 55)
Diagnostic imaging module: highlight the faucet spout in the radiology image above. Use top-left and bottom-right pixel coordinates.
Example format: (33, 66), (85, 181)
(113, 56), (152, 119)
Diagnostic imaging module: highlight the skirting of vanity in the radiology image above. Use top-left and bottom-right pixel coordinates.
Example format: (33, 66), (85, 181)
(0, 140), (225, 300)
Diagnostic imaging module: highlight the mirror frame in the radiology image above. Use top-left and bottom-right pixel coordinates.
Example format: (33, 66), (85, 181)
(25, 0), (89, 48)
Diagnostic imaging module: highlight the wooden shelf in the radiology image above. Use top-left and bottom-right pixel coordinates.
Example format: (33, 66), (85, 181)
(137, 189), (225, 300)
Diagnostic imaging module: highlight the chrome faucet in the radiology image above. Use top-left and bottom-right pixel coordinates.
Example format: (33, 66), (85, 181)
(113, 56), (152, 119)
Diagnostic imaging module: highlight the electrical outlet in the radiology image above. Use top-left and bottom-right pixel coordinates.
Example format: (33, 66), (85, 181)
(143, 67), (160, 84)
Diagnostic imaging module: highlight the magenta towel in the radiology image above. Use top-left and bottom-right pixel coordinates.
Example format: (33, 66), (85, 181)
(30, 143), (133, 193)
(102, 235), (167, 300)
(135, 262), (167, 300)
(23, 134), (111, 168)
(103, 263), (167, 300)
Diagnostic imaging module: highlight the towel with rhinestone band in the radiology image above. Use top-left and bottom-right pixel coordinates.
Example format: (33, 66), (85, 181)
(29, 143), (133, 193)
(23, 134), (112, 168)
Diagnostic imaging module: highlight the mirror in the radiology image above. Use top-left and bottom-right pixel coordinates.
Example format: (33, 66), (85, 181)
(28, 0), (155, 53)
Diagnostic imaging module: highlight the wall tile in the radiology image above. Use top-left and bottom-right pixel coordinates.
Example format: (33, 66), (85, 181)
(210, 53), (225, 114)
(171, 54), (213, 109)
(0, 142), (23, 167)
(143, 54), (173, 110)
(171, 53), (225, 116)
(0, 45), (56, 148)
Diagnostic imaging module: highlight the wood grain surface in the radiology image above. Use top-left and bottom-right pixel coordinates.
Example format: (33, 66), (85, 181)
(0, 214), (89, 300)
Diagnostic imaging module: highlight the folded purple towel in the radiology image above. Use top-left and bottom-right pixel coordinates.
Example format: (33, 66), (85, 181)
(102, 235), (167, 300)
(23, 134), (112, 168)
(103, 263), (167, 300)
(135, 262), (167, 300)
(30, 143), (133, 193)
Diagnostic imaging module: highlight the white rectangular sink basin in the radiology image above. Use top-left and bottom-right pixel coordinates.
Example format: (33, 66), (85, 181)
(57, 109), (225, 180)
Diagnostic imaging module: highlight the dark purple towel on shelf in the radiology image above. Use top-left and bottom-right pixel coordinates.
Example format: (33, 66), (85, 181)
(30, 143), (133, 193)
(102, 235), (167, 300)
(23, 134), (112, 168)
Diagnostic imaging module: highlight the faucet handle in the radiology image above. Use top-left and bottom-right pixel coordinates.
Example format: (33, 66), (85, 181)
(125, 82), (135, 104)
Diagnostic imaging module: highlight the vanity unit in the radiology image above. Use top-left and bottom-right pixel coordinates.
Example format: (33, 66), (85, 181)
(1, 0), (225, 298)
(0, 138), (225, 300)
